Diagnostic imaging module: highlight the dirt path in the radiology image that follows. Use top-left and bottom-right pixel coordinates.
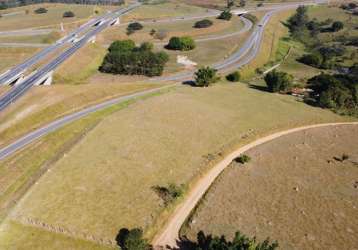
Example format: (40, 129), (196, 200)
(152, 122), (358, 248)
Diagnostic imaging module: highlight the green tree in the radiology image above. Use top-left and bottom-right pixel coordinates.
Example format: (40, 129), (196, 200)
(116, 228), (150, 250)
(264, 70), (293, 93)
(226, 71), (241, 82)
(194, 67), (219, 87)
(331, 21), (344, 32)
(218, 10), (232, 21)
(167, 36), (196, 51)
(63, 11), (75, 18)
(108, 40), (136, 53)
(298, 53), (323, 68)
(127, 22), (143, 35)
(34, 7), (47, 14)
(194, 19), (213, 28)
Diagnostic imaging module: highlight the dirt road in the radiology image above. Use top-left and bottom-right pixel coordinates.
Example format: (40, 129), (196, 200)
(152, 122), (358, 248)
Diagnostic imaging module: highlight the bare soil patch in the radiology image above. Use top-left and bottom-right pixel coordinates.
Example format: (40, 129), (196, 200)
(185, 124), (358, 249)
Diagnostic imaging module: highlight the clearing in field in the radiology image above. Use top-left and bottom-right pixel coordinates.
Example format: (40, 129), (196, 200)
(0, 80), (353, 249)
(183, 124), (358, 249)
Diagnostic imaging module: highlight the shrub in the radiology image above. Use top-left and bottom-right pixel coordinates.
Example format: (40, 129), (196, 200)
(298, 53), (323, 68)
(108, 39), (135, 53)
(331, 21), (344, 32)
(226, 71), (241, 82)
(34, 7), (47, 14)
(243, 13), (258, 24)
(152, 183), (184, 206)
(235, 154), (251, 164)
(264, 70), (293, 93)
(63, 11), (75, 18)
(194, 19), (213, 28)
(100, 40), (169, 77)
(127, 22), (143, 35)
(149, 29), (156, 36)
(218, 10), (232, 20)
(166, 36), (196, 51)
(116, 228), (150, 250)
(194, 67), (219, 87)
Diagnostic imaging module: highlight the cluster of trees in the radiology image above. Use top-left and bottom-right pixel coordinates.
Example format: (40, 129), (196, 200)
(115, 228), (278, 250)
(340, 2), (357, 11)
(127, 22), (143, 35)
(0, 0), (124, 9)
(264, 70), (293, 93)
(63, 10), (75, 17)
(166, 36), (196, 51)
(307, 71), (357, 113)
(99, 40), (169, 77)
(299, 45), (346, 69)
(194, 19), (213, 28)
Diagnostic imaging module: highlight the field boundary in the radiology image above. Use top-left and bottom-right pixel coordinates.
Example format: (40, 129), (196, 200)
(152, 121), (358, 247)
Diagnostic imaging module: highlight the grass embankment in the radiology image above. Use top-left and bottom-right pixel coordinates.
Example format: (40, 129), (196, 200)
(1, 81), (354, 248)
(0, 87), (173, 250)
(121, 2), (208, 22)
(0, 47), (40, 72)
(0, 32), (61, 44)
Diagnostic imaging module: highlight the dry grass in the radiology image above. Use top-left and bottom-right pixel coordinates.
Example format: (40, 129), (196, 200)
(184, 124), (358, 249)
(121, 2), (208, 23)
(2, 81), (353, 248)
(0, 47), (40, 72)
(0, 4), (98, 31)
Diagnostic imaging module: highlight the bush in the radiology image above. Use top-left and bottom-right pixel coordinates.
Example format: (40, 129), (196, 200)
(127, 22), (143, 35)
(194, 67), (219, 87)
(226, 71), (241, 82)
(63, 11), (75, 18)
(100, 40), (169, 77)
(235, 154), (251, 164)
(331, 21), (344, 32)
(264, 70), (293, 93)
(116, 228), (150, 250)
(152, 183), (184, 206)
(298, 53), (323, 67)
(166, 36), (196, 51)
(34, 7), (47, 14)
(218, 10), (232, 21)
(194, 19), (213, 28)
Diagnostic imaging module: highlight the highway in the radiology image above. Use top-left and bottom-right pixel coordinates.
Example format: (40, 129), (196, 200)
(0, 3), (140, 112)
(0, 3), (140, 86)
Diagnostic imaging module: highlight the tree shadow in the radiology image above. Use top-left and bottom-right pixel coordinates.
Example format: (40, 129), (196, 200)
(249, 84), (269, 92)
(115, 228), (130, 248)
(182, 80), (198, 87)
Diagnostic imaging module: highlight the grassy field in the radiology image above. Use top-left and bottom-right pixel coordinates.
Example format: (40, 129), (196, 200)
(183, 124), (358, 249)
(121, 2), (208, 22)
(0, 4), (101, 31)
(0, 80), (354, 248)
(100, 15), (245, 44)
(0, 47), (41, 72)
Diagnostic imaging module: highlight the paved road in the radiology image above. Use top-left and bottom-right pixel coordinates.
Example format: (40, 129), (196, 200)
(0, 1), (323, 160)
(152, 122), (358, 248)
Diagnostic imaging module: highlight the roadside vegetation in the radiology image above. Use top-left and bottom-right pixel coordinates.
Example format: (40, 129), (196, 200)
(99, 40), (169, 77)
(166, 36), (196, 51)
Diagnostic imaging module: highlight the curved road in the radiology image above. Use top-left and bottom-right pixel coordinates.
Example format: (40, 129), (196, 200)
(152, 122), (358, 247)
(0, 2), (322, 160)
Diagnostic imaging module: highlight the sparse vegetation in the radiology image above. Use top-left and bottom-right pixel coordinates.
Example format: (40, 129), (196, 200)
(100, 40), (169, 77)
(194, 67), (220, 87)
(166, 36), (196, 51)
(152, 183), (184, 206)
